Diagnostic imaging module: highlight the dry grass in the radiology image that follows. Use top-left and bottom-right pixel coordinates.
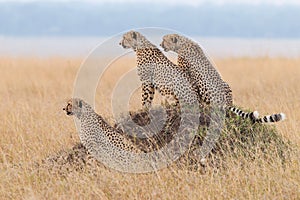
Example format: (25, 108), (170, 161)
(0, 56), (299, 199)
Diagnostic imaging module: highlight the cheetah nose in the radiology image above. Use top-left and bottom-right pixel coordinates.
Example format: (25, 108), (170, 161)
(63, 107), (65, 111)
(119, 42), (122, 45)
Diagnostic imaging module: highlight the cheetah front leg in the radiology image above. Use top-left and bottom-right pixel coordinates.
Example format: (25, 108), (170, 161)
(129, 82), (155, 126)
(141, 82), (155, 111)
(163, 94), (179, 110)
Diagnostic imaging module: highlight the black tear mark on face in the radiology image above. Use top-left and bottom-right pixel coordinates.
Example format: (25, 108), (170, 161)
(171, 36), (177, 43)
(132, 32), (137, 40)
(78, 100), (82, 108)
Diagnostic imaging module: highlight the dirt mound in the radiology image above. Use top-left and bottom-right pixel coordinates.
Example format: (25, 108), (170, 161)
(41, 107), (291, 173)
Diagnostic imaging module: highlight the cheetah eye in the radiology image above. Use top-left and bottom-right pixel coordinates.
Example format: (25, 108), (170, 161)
(78, 101), (82, 108)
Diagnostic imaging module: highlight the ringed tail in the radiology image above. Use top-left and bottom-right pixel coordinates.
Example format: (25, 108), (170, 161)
(229, 106), (259, 122)
(254, 113), (286, 123)
(229, 106), (286, 123)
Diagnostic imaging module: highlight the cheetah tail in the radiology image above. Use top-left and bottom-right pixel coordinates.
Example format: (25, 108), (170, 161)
(254, 113), (286, 123)
(229, 106), (286, 123)
(228, 106), (260, 121)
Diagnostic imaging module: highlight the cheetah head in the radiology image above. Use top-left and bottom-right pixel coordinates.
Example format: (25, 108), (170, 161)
(160, 34), (182, 52)
(63, 98), (90, 118)
(119, 31), (148, 50)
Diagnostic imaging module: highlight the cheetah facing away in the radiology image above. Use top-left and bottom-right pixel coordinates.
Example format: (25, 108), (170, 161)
(161, 34), (286, 123)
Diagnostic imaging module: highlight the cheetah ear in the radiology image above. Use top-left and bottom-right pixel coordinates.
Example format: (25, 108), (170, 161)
(171, 37), (177, 43)
(78, 100), (82, 108)
(132, 32), (137, 40)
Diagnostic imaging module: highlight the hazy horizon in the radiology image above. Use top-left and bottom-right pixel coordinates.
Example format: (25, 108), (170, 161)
(1, 0), (299, 58)
(2, 36), (300, 58)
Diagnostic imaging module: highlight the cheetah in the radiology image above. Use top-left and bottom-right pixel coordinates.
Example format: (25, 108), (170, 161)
(160, 34), (286, 123)
(63, 98), (190, 172)
(63, 98), (142, 153)
(120, 31), (225, 163)
(119, 31), (200, 113)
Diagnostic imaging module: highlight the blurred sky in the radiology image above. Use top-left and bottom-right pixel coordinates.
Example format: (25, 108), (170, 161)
(1, 0), (300, 5)
(1, 0), (300, 57)
(1, 0), (299, 37)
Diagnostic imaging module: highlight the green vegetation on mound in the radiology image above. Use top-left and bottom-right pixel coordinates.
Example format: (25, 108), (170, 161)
(184, 110), (291, 170)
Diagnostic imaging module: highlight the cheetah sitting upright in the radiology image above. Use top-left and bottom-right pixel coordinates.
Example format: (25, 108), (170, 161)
(119, 31), (231, 164)
(119, 31), (200, 113)
(160, 34), (285, 123)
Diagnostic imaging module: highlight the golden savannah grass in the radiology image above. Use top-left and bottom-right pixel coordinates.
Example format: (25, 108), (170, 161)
(0, 56), (299, 199)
